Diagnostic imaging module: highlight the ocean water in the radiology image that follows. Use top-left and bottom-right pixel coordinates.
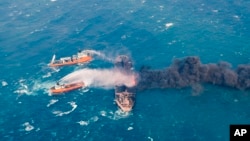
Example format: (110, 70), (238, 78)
(1, 0), (250, 140)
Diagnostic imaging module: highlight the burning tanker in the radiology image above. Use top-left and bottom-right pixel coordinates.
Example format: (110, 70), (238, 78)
(51, 55), (250, 112)
(114, 55), (136, 112)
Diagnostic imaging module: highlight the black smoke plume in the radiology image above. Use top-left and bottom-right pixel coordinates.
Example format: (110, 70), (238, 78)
(136, 56), (250, 91)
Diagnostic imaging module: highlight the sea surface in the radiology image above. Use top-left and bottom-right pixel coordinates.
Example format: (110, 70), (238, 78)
(1, 0), (250, 140)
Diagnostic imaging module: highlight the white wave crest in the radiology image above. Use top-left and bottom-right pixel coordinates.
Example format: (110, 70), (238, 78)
(77, 116), (99, 126)
(77, 120), (89, 126)
(99, 109), (132, 120)
(22, 122), (34, 132)
(52, 101), (77, 116)
(2, 81), (8, 86)
(165, 22), (174, 29)
(47, 99), (59, 107)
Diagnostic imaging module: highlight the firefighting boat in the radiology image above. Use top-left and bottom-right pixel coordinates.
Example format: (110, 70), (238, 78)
(49, 50), (92, 67)
(50, 81), (84, 94)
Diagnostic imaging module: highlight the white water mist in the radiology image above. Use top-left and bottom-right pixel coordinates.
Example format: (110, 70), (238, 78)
(85, 50), (113, 62)
(60, 68), (136, 89)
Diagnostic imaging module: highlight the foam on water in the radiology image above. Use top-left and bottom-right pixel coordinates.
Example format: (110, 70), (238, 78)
(32, 80), (54, 93)
(233, 15), (240, 19)
(81, 88), (89, 93)
(77, 120), (89, 126)
(42, 72), (52, 78)
(99, 109), (132, 120)
(148, 137), (154, 141)
(77, 116), (99, 126)
(47, 99), (59, 107)
(14, 77), (58, 96)
(14, 79), (32, 95)
(72, 87), (90, 95)
(22, 122), (34, 132)
(127, 127), (133, 130)
(90, 116), (99, 122)
(29, 27), (46, 35)
(2, 81), (8, 87)
(52, 101), (77, 116)
(212, 9), (219, 13)
(113, 109), (132, 119)
(99, 110), (107, 117)
(49, 67), (61, 73)
(165, 22), (174, 29)
(13, 62), (63, 96)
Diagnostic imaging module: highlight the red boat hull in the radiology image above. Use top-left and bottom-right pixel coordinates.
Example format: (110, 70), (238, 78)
(49, 56), (92, 67)
(50, 82), (84, 94)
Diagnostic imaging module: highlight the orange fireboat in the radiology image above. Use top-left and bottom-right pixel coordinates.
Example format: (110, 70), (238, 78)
(49, 50), (92, 67)
(50, 82), (84, 94)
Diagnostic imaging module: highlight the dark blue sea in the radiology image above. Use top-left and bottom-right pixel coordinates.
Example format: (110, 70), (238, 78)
(1, 0), (250, 140)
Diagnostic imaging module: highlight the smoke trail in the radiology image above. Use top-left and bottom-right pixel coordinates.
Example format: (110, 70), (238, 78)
(137, 56), (250, 91)
(84, 50), (113, 62)
(60, 68), (136, 89)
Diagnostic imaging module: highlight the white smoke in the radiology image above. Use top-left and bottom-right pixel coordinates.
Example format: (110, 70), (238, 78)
(59, 68), (136, 89)
(84, 50), (113, 62)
